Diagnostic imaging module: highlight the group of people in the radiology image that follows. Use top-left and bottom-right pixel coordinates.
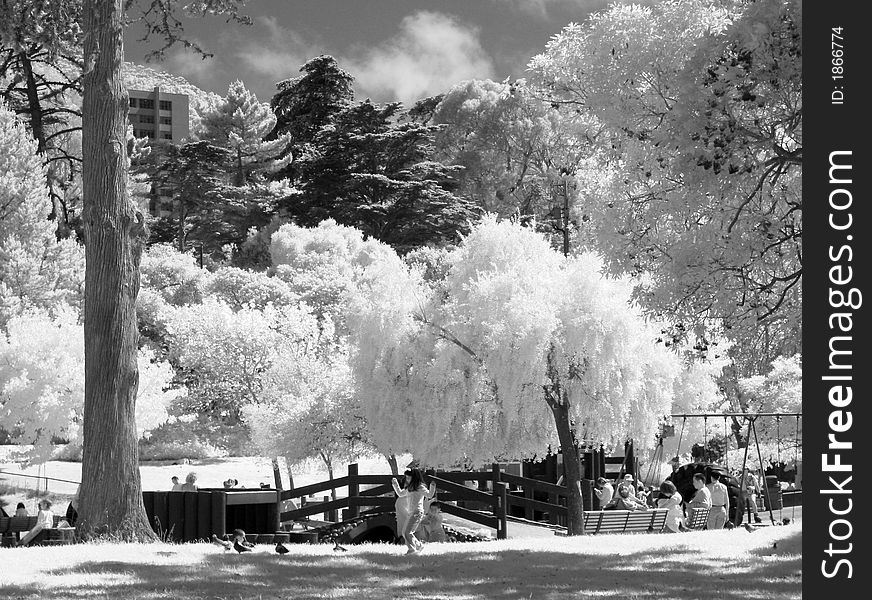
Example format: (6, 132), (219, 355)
(170, 473), (269, 491)
(170, 472), (199, 491)
(593, 469), (744, 533)
(391, 468), (446, 555)
(10, 487), (78, 547)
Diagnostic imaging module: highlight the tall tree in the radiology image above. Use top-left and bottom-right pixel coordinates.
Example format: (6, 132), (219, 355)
(268, 54), (354, 181)
(202, 79), (291, 186)
(431, 79), (594, 254)
(349, 216), (681, 535)
(293, 100), (478, 253)
(529, 0), (802, 372)
(78, 0), (248, 541)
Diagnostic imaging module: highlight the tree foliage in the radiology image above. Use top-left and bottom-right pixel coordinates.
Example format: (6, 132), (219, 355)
(0, 308), (177, 464)
(529, 0), (802, 371)
(290, 99), (478, 252)
(202, 79), (291, 185)
(0, 102), (84, 327)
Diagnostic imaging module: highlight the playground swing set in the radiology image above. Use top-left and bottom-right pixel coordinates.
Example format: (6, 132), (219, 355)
(647, 411), (801, 528)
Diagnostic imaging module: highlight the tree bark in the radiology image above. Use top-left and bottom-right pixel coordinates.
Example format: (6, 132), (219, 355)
(78, 0), (156, 542)
(386, 453), (399, 476)
(550, 400), (585, 535)
(544, 344), (584, 535)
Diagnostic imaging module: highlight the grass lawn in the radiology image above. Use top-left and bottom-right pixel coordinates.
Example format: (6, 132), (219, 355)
(0, 523), (801, 600)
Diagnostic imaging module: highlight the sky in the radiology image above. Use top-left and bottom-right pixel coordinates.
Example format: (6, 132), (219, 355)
(124, 0), (621, 106)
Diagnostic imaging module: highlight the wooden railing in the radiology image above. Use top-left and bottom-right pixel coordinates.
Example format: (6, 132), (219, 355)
(278, 464), (510, 539)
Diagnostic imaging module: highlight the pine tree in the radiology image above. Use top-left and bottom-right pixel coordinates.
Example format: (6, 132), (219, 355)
(202, 80), (291, 186)
(293, 100), (478, 253)
(268, 55), (354, 181)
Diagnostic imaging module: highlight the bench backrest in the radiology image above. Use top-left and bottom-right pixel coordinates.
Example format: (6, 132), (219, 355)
(686, 507), (710, 530)
(3, 514), (65, 533)
(582, 509), (669, 534)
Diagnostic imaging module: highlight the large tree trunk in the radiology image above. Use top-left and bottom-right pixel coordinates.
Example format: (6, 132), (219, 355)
(544, 344), (584, 535)
(550, 400), (585, 535)
(78, 0), (155, 542)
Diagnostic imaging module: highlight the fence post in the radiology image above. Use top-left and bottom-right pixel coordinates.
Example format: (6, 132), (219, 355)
(494, 482), (508, 540)
(348, 463), (360, 519)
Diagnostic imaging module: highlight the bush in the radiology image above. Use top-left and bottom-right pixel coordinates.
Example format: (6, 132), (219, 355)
(139, 415), (257, 461)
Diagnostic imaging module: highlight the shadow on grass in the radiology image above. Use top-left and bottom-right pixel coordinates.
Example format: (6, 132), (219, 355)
(2, 545), (801, 600)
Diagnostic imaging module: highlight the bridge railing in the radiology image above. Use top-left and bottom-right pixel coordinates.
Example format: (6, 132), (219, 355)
(278, 464), (510, 539)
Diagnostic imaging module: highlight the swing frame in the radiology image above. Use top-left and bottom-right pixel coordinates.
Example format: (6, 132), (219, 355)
(668, 412), (802, 526)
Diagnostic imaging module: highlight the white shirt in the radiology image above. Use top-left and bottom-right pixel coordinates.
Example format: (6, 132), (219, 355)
(36, 509), (54, 529)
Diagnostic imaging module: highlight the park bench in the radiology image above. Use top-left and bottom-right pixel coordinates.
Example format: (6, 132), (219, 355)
(580, 508), (669, 535)
(684, 507), (711, 530)
(0, 514), (75, 546)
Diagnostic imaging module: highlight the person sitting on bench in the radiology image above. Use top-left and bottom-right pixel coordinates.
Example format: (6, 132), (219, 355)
(18, 499), (54, 546)
(687, 473), (712, 525)
(603, 483), (648, 511)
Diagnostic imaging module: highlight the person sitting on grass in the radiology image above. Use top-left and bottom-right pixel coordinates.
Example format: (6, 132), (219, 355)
(417, 501), (447, 543)
(15, 502), (28, 517)
(18, 499), (54, 546)
(603, 483), (648, 511)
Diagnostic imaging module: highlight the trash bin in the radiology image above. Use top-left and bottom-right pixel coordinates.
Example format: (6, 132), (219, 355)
(764, 476), (782, 511)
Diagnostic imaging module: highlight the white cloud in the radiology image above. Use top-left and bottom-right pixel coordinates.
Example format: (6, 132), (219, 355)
(165, 44), (219, 83)
(345, 11), (496, 105)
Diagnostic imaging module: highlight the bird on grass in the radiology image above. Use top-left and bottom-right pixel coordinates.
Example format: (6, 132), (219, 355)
(275, 542), (289, 554)
(232, 529), (255, 553)
(211, 534), (232, 551)
(333, 540), (348, 552)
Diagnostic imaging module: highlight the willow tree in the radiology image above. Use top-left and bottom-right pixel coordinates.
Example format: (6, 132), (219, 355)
(78, 0), (247, 540)
(349, 216), (680, 535)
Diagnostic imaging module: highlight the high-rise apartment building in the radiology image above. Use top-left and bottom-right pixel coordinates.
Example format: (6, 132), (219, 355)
(128, 87), (190, 217)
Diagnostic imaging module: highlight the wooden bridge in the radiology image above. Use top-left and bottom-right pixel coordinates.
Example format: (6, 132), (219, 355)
(278, 463), (590, 540)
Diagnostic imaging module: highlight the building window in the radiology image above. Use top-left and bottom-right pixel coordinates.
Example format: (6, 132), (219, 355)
(159, 100), (172, 111)
(139, 99), (155, 109)
(129, 98), (137, 107)
(135, 129), (155, 139)
(160, 116), (172, 125)
(139, 115), (154, 124)
(162, 132), (173, 140)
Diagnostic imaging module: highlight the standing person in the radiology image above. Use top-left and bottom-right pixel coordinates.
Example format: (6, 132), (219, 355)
(180, 472), (198, 492)
(18, 499), (54, 546)
(593, 477), (614, 509)
(706, 471), (730, 530)
(392, 469), (413, 546)
(688, 473), (712, 525)
(742, 468), (763, 523)
(656, 480), (686, 533)
(391, 468), (432, 554)
(171, 476), (183, 491)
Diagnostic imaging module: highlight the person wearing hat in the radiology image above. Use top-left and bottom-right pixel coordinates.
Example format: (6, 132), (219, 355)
(622, 474), (638, 497)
